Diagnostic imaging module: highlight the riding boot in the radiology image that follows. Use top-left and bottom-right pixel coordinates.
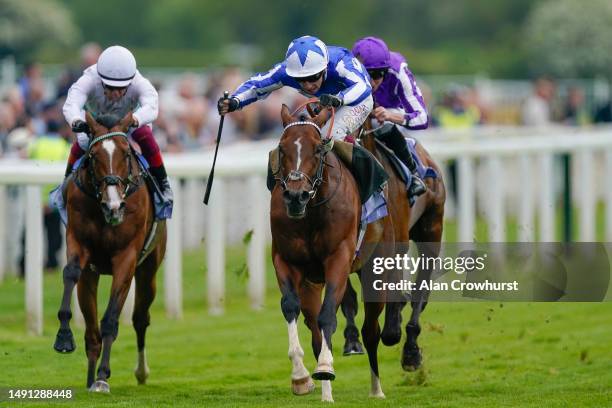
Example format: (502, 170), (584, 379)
(149, 165), (174, 204)
(377, 124), (426, 198)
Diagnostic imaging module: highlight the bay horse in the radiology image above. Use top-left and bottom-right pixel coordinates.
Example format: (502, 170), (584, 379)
(271, 103), (395, 402)
(341, 117), (446, 371)
(53, 112), (167, 393)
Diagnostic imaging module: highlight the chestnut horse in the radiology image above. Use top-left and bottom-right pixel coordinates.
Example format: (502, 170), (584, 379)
(53, 112), (166, 393)
(342, 118), (446, 371)
(271, 103), (396, 402)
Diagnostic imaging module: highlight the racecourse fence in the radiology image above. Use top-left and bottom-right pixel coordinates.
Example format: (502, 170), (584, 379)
(2, 126), (612, 335)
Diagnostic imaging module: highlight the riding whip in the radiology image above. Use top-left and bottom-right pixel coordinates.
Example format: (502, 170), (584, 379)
(203, 91), (229, 205)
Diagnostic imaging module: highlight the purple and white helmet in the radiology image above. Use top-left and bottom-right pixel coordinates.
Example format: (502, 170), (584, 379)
(352, 37), (390, 70)
(285, 36), (329, 78)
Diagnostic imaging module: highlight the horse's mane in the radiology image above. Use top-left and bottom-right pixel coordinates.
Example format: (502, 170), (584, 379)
(95, 113), (122, 130)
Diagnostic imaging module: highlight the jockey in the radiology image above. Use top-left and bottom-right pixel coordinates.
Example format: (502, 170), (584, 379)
(352, 37), (427, 198)
(62, 45), (173, 204)
(217, 35), (374, 141)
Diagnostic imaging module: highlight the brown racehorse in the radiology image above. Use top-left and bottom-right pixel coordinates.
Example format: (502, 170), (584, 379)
(341, 117), (446, 372)
(53, 112), (167, 393)
(271, 103), (395, 402)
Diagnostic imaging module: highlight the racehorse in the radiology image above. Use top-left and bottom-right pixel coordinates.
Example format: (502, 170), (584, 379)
(271, 102), (396, 401)
(341, 117), (446, 371)
(53, 112), (167, 393)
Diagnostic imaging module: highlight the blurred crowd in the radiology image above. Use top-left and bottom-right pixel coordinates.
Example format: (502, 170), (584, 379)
(2, 44), (611, 161)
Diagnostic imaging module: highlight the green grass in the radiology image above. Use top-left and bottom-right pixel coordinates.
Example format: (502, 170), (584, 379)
(1, 247), (611, 407)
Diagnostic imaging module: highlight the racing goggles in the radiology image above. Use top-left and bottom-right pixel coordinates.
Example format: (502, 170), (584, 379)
(367, 68), (388, 80)
(295, 71), (324, 83)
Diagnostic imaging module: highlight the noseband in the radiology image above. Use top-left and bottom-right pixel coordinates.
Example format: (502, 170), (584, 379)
(83, 131), (141, 201)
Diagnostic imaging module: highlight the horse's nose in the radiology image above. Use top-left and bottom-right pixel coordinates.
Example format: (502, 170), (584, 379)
(283, 189), (310, 204)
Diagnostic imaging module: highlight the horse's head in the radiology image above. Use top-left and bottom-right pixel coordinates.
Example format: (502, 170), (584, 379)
(277, 104), (329, 219)
(84, 112), (135, 226)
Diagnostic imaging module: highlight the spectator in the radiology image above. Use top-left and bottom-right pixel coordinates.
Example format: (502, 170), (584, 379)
(521, 77), (556, 126)
(562, 86), (591, 126)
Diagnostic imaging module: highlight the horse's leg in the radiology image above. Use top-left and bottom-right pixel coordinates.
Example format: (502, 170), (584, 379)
(340, 276), (364, 356)
(132, 257), (158, 385)
(92, 250), (137, 392)
(312, 240), (352, 385)
(77, 267), (101, 389)
(402, 212), (443, 371)
(274, 253), (315, 396)
(362, 300), (386, 398)
(298, 280), (330, 401)
(54, 235), (90, 353)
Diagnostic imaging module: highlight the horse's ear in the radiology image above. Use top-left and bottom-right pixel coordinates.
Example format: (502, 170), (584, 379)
(281, 104), (292, 127)
(312, 107), (329, 129)
(118, 111), (133, 133)
(85, 112), (98, 134)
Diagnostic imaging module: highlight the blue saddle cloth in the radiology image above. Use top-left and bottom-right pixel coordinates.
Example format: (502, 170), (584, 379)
(375, 137), (437, 191)
(49, 153), (172, 226)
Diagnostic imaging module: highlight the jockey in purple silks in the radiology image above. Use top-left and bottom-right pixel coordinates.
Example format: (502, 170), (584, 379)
(352, 37), (427, 198)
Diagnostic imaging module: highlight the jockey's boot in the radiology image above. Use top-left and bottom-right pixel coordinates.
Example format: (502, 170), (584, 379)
(377, 124), (426, 199)
(150, 165), (174, 204)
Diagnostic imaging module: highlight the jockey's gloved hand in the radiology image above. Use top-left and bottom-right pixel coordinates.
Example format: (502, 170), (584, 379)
(319, 94), (343, 108)
(217, 96), (240, 115)
(71, 120), (90, 134)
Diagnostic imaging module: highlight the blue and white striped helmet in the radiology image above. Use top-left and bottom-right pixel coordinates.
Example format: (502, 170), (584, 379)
(285, 36), (329, 78)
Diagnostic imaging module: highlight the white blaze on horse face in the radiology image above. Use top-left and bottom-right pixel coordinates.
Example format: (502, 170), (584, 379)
(294, 137), (302, 171)
(287, 320), (309, 380)
(102, 139), (121, 210)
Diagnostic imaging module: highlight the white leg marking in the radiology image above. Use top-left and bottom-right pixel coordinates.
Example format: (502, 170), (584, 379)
(288, 320), (309, 380)
(369, 370), (385, 398)
(321, 380), (333, 402)
(317, 330), (334, 372)
(134, 349), (150, 384)
(294, 137), (302, 171)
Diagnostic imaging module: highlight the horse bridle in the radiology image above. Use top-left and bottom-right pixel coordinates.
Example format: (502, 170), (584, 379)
(84, 131), (141, 201)
(276, 121), (336, 204)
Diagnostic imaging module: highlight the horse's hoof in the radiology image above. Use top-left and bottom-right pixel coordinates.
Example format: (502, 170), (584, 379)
(380, 327), (402, 346)
(89, 380), (110, 393)
(369, 391), (386, 399)
(312, 366), (336, 381)
(343, 339), (364, 356)
(134, 366), (149, 385)
(401, 344), (422, 371)
(291, 376), (315, 395)
(53, 328), (76, 353)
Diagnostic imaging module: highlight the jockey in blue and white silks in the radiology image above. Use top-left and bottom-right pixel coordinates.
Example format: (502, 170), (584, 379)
(218, 35), (374, 140)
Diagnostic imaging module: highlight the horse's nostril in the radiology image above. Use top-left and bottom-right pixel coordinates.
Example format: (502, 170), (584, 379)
(300, 191), (310, 202)
(119, 201), (126, 210)
(283, 190), (292, 200)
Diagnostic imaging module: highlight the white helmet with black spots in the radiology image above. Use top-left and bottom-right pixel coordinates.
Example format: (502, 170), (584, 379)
(285, 36), (329, 78)
(97, 45), (137, 87)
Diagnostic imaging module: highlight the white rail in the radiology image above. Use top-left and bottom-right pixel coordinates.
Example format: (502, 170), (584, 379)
(1, 126), (612, 334)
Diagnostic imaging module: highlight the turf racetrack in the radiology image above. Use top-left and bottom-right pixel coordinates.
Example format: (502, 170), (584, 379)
(1, 247), (611, 407)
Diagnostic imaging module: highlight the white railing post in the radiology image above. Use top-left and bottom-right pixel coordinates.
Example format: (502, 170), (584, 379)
(0, 185), (6, 282)
(25, 185), (43, 335)
(247, 175), (266, 310)
(120, 279), (135, 325)
(606, 150), (612, 241)
(183, 179), (203, 250)
(206, 178), (225, 315)
(165, 177), (183, 319)
(578, 149), (595, 242)
(485, 156), (505, 242)
(518, 155), (534, 242)
(538, 153), (555, 241)
(458, 157), (475, 242)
